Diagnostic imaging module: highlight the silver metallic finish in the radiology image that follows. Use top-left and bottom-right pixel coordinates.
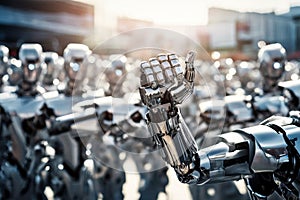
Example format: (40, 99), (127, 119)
(19, 43), (43, 83)
(139, 50), (300, 199)
(258, 43), (286, 79)
(258, 43), (286, 92)
(157, 54), (168, 62)
(167, 54), (178, 60)
(63, 43), (91, 81)
(224, 95), (253, 122)
(140, 51), (196, 107)
(185, 51), (196, 82)
(251, 140), (279, 172)
(19, 43), (42, 64)
(0, 45), (9, 74)
(0, 45), (9, 60)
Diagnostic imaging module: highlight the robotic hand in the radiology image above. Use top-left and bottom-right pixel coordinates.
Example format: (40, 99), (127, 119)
(139, 52), (300, 199)
(139, 51), (202, 182)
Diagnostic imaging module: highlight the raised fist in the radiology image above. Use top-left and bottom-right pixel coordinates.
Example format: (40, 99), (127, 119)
(138, 51), (198, 168)
(139, 51), (196, 111)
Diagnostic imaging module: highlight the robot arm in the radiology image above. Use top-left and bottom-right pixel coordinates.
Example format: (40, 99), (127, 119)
(139, 52), (200, 182)
(139, 52), (300, 198)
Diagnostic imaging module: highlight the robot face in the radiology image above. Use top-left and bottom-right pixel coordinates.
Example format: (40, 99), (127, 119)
(43, 53), (59, 75)
(7, 59), (22, 86)
(105, 58), (127, 85)
(63, 43), (91, 81)
(258, 43), (286, 80)
(65, 57), (84, 80)
(23, 59), (41, 83)
(19, 43), (43, 83)
(260, 57), (285, 79)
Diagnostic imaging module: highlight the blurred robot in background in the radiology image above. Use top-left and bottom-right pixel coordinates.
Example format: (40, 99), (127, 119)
(250, 43), (289, 120)
(17, 43), (43, 97)
(83, 53), (106, 97)
(198, 43), (289, 136)
(41, 51), (64, 91)
(0, 45), (9, 87)
(258, 43), (287, 94)
(2, 58), (23, 94)
(85, 54), (102, 90)
(183, 44), (289, 200)
(63, 43), (91, 96)
(104, 55), (127, 97)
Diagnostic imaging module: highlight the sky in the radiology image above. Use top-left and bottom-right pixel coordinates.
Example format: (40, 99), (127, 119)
(80, 0), (300, 26)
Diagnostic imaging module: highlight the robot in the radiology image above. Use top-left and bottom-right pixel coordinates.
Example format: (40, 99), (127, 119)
(0, 45), (9, 87)
(7, 59), (22, 87)
(0, 43), (100, 199)
(17, 43), (43, 97)
(104, 55), (127, 97)
(258, 43), (287, 94)
(139, 51), (300, 200)
(198, 43), (289, 138)
(97, 54), (170, 199)
(41, 51), (63, 91)
(63, 43), (91, 96)
(59, 44), (131, 199)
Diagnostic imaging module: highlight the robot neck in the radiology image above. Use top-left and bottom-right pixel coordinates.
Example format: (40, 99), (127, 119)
(262, 78), (279, 94)
(64, 79), (84, 96)
(17, 80), (38, 97)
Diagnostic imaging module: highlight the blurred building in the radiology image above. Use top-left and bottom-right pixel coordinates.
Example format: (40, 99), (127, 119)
(206, 7), (297, 59)
(0, 0), (94, 56)
(281, 6), (300, 52)
(117, 17), (154, 33)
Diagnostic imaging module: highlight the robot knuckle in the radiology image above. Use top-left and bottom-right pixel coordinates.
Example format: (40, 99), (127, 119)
(140, 61), (156, 87)
(149, 58), (165, 85)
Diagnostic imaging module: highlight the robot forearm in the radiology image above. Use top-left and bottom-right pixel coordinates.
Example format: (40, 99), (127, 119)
(147, 105), (253, 184)
(146, 103), (201, 182)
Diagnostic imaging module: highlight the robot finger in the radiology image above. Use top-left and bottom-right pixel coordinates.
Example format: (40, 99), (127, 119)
(157, 54), (174, 83)
(140, 61), (157, 89)
(149, 58), (165, 86)
(168, 53), (184, 81)
(184, 50), (196, 83)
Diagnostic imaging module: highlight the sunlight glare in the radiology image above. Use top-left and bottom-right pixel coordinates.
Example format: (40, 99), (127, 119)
(105, 0), (208, 25)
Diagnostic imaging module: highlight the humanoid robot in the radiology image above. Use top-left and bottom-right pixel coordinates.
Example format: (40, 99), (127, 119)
(17, 43), (43, 97)
(63, 43), (91, 96)
(258, 43), (287, 94)
(41, 51), (63, 91)
(6, 58), (23, 87)
(0, 45), (9, 87)
(104, 55), (127, 97)
(139, 51), (300, 200)
(62, 44), (131, 200)
(198, 43), (289, 138)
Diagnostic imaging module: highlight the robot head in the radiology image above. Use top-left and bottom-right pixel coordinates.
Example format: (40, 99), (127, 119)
(7, 58), (23, 86)
(19, 43), (43, 83)
(105, 55), (127, 85)
(0, 45), (9, 76)
(63, 43), (91, 81)
(258, 43), (286, 81)
(41, 52), (60, 85)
